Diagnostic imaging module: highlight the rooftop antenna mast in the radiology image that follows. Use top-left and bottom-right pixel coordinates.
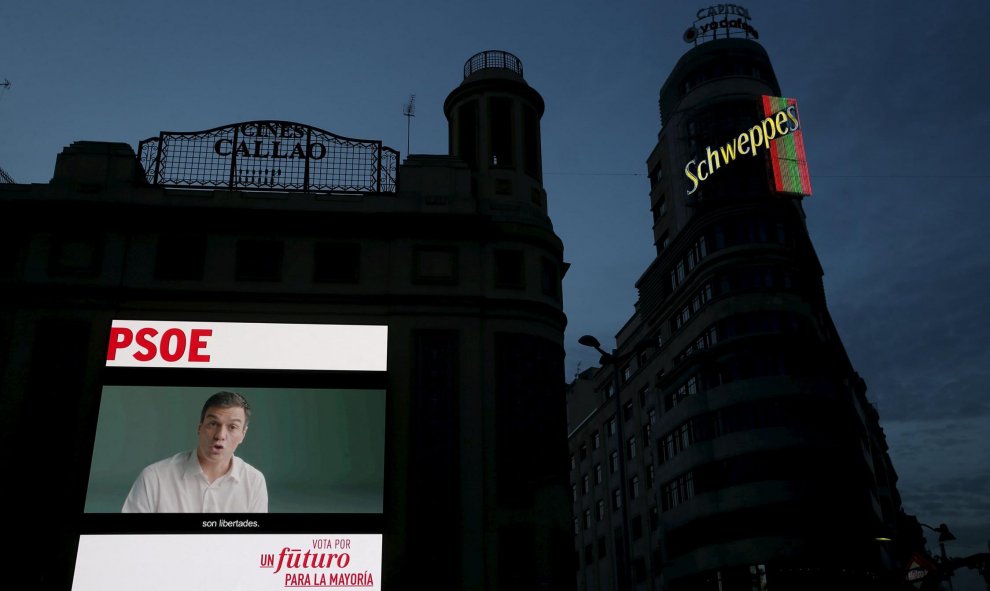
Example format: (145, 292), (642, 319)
(0, 79), (13, 183)
(403, 94), (416, 156)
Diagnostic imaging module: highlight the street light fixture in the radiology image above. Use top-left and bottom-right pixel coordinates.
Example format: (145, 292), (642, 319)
(920, 522), (957, 590)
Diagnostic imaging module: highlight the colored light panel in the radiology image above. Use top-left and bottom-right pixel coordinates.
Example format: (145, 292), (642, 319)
(762, 95), (812, 196)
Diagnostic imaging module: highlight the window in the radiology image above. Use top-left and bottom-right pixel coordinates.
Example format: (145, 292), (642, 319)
(571, 484), (577, 503)
(413, 246), (458, 285)
(661, 472), (695, 511)
(678, 423), (693, 451)
(570, 454), (575, 471)
(582, 474), (590, 494)
(609, 451), (619, 474)
(605, 416), (617, 437)
(540, 257), (559, 298)
(639, 386), (649, 407)
(661, 432), (676, 463)
(489, 97), (514, 167)
(584, 509), (592, 530)
(633, 557), (647, 583)
(612, 488), (622, 510)
(574, 517), (580, 534)
(643, 422), (652, 441)
(236, 239), (283, 281)
(658, 232), (670, 254)
(155, 235), (205, 280)
(623, 400), (634, 421)
(627, 436), (637, 460)
(647, 465), (656, 489)
(650, 505), (660, 531)
(595, 464), (603, 485)
(592, 430), (601, 450)
(630, 475), (641, 499)
(622, 363), (633, 381)
(49, 234), (103, 278)
(579, 443), (588, 461)
(648, 408), (658, 425)
(494, 249), (524, 289)
(313, 242), (361, 283)
(597, 499), (606, 521)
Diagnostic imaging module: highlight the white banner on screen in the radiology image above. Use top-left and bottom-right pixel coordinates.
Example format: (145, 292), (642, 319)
(106, 321), (387, 371)
(73, 533), (382, 590)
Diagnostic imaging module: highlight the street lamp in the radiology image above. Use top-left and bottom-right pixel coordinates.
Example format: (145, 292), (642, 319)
(578, 334), (657, 591)
(920, 522), (957, 590)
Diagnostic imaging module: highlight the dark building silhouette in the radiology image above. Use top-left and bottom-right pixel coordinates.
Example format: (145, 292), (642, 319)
(0, 51), (572, 590)
(566, 37), (907, 590)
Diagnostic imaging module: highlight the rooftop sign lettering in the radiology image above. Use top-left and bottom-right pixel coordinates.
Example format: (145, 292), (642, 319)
(137, 121), (399, 194)
(684, 4), (759, 44)
(683, 96), (811, 197)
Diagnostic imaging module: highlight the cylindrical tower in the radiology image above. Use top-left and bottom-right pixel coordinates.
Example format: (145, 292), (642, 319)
(444, 50), (548, 217)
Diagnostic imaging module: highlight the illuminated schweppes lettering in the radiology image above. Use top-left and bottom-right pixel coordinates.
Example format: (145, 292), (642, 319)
(683, 105), (799, 195)
(213, 122), (326, 160)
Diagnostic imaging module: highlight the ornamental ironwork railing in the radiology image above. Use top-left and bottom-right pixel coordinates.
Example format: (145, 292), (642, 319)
(463, 50), (523, 79)
(137, 121), (399, 193)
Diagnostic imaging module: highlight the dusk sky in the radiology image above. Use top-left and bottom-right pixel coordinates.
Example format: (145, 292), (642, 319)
(2, 0), (987, 586)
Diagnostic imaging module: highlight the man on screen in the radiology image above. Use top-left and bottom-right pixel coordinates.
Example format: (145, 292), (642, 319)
(122, 391), (268, 513)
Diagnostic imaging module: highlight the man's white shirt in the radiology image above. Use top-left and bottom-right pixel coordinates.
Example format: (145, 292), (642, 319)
(122, 451), (268, 513)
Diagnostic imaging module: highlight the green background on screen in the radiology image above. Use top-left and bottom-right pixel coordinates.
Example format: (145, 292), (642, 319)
(84, 385), (386, 513)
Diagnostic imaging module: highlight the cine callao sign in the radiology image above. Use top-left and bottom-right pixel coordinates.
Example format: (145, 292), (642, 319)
(683, 96), (811, 197)
(213, 122), (327, 160)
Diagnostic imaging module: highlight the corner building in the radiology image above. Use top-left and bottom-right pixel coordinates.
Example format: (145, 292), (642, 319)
(1, 51), (573, 590)
(567, 39), (906, 590)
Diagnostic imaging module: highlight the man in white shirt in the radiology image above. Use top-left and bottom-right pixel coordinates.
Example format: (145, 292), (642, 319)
(122, 391), (268, 513)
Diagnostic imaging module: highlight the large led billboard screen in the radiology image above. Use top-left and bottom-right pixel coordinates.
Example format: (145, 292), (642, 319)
(71, 320), (388, 590)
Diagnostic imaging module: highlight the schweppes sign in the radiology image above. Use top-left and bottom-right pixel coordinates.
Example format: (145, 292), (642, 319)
(683, 96), (811, 197)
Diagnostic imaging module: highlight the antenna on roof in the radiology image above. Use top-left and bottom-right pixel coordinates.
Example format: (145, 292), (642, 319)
(403, 94), (416, 156)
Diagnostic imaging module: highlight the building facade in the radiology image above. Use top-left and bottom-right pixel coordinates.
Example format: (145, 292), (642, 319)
(1, 51), (573, 590)
(567, 36), (907, 591)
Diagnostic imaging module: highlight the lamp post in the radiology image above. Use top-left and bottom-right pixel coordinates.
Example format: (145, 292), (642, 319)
(579, 335), (656, 591)
(921, 522), (957, 590)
